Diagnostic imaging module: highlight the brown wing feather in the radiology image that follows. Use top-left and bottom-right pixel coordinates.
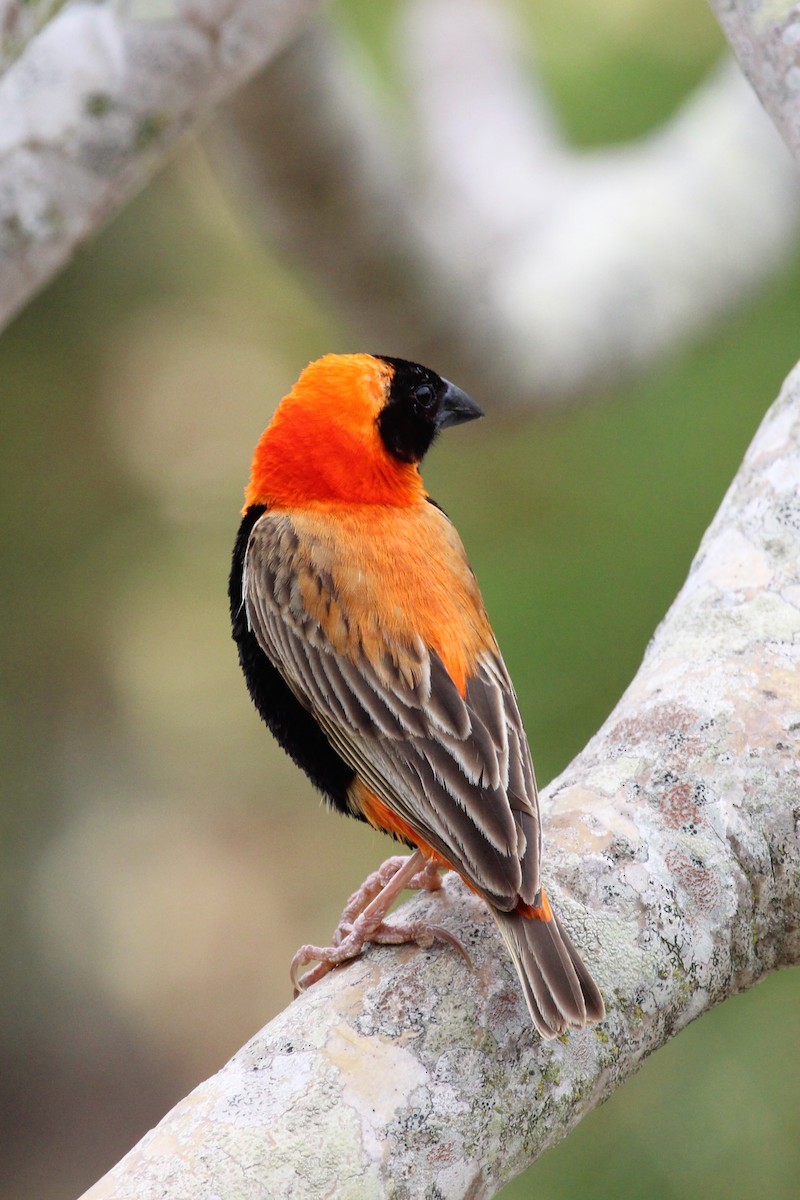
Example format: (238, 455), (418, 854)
(243, 508), (541, 910)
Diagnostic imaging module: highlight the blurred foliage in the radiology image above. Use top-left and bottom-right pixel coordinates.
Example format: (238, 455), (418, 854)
(1, 1), (798, 1197)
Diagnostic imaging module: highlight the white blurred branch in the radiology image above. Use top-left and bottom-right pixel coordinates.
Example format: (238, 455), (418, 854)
(79, 365), (800, 1197)
(0, 0), (320, 330)
(3, 0), (798, 400)
(0, 0), (65, 71)
(711, 0), (800, 167)
(215, 0), (800, 406)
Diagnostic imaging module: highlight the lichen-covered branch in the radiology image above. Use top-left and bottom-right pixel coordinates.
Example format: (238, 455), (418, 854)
(214, 0), (800, 406)
(78, 361), (800, 1198)
(0, 0), (320, 329)
(0, 0), (66, 72)
(711, 0), (800, 167)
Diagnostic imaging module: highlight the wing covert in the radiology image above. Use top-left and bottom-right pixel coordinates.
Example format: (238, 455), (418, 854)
(243, 509), (541, 910)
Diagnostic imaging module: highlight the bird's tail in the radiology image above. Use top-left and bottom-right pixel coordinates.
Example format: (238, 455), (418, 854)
(492, 892), (605, 1038)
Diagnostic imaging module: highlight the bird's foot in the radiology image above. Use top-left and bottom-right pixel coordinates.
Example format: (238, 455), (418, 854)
(333, 853), (444, 940)
(291, 849), (470, 993)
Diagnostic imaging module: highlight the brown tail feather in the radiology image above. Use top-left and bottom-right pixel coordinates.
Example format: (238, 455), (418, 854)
(492, 902), (605, 1038)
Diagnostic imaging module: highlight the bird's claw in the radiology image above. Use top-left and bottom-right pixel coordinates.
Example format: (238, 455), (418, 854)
(291, 916), (471, 995)
(290, 851), (468, 995)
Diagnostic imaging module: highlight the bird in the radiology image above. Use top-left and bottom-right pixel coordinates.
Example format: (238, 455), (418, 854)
(229, 352), (604, 1037)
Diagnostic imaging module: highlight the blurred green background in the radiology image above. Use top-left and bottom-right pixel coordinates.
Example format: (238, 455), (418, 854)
(2, 1), (798, 1197)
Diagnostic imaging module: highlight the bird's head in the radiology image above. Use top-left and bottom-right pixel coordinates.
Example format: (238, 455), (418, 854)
(244, 353), (483, 510)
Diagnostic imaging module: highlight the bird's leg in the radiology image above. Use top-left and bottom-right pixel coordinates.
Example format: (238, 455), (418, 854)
(291, 849), (469, 993)
(330, 853), (437, 945)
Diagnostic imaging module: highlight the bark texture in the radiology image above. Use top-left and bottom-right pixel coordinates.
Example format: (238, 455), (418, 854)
(712, 0), (800, 163)
(79, 364), (800, 1198)
(0, 0), (319, 328)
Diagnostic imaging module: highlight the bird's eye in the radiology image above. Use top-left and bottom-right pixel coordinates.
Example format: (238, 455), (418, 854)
(414, 384), (436, 410)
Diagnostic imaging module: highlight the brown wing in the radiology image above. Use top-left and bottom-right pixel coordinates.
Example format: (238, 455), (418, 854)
(242, 508), (541, 911)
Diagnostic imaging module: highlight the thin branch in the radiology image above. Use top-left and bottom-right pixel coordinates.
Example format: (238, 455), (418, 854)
(213, 0), (800, 406)
(78, 363), (800, 1198)
(0, 0), (320, 330)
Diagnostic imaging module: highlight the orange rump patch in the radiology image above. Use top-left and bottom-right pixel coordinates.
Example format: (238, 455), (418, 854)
(515, 890), (554, 922)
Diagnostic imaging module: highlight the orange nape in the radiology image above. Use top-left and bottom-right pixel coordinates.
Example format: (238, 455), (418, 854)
(244, 353), (426, 510)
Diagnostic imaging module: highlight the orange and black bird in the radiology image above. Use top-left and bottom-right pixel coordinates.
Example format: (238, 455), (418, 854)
(229, 353), (604, 1037)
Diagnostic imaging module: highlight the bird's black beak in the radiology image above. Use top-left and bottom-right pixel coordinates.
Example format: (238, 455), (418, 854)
(436, 379), (484, 430)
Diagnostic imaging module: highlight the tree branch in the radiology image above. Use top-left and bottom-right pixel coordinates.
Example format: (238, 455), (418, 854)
(78, 362), (800, 1198)
(214, 0), (800, 406)
(0, 0), (66, 72)
(0, 0), (320, 330)
(711, 0), (800, 166)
